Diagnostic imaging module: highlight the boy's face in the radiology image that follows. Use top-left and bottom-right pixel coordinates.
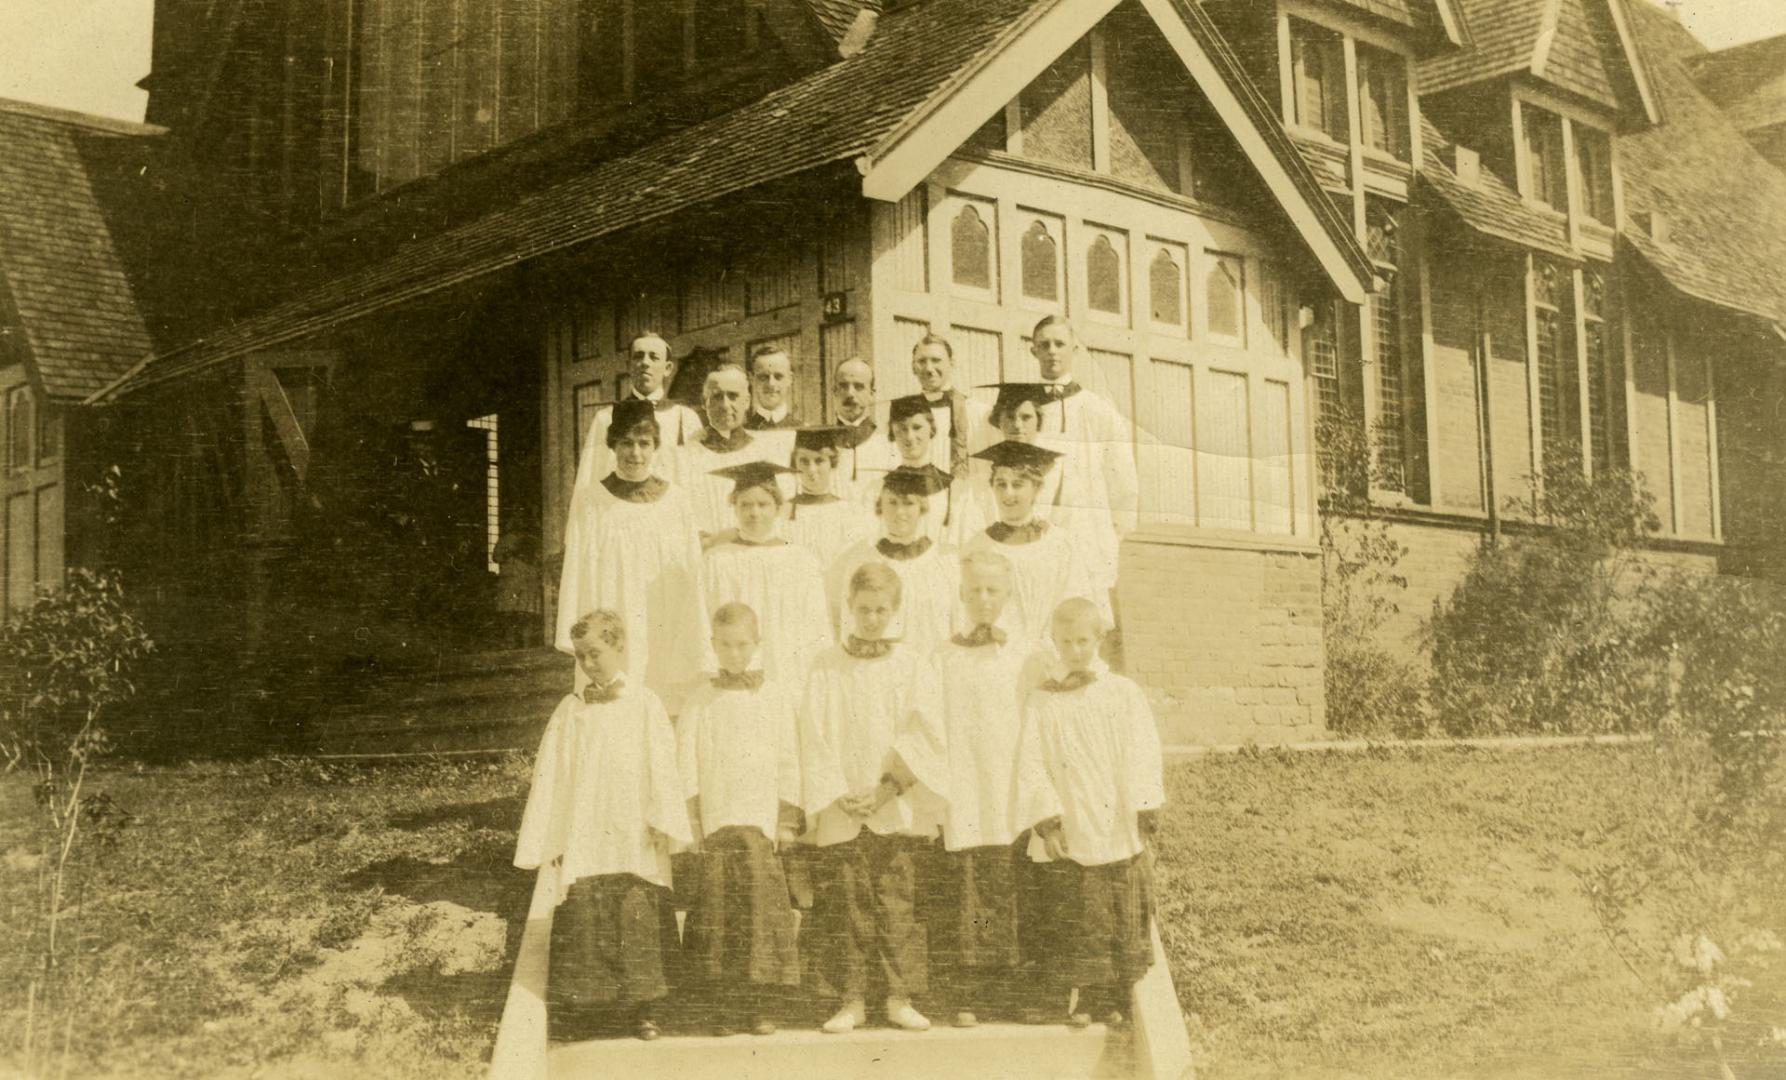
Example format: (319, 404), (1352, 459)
(892, 414), (933, 464)
(792, 447), (834, 495)
(849, 588), (898, 641)
(573, 633), (625, 685)
(960, 568), (1011, 628)
(991, 467), (1040, 522)
(711, 621), (760, 674)
(613, 427), (658, 478)
(1051, 613), (1102, 673)
(732, 484), (780, 540)
(877, 491), (927, 541)
(1032, 324), (1076, 381)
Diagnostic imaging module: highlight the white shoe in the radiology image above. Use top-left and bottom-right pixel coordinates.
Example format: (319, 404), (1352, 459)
(887, 998), (931, 1031)
(822, 1001), (866, 1034)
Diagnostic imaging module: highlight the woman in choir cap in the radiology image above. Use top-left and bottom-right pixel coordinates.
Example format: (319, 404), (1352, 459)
(877, 394), (983, 547)
(701, 460), (834, 689)
(783, 425), (875, 574)
(555, 397), (708, 709)
(825, 465), (961, 661)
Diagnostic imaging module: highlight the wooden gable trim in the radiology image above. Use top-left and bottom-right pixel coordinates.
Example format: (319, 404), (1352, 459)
(857, 0), (1372, 303)
(1432, 0), (1467, 48)
(1530, 0), (1563, 79)
(1604, 0), (1662, 126)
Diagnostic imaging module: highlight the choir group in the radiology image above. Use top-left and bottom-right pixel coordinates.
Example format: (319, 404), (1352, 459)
(514, 315), (1166, 1042)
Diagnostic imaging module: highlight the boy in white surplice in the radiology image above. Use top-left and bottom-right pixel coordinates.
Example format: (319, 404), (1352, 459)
(514, 609), (692, 1042)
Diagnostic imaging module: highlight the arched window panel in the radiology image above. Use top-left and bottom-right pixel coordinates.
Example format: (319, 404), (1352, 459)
(1205, 252), (1246, 346)
(949, 199), (996, 295)
(1147, 244), (1185, 328)
(1020, 217), (1063, 305)
(1086, 230), (1126, 317)
(1257, 264), (1291, 357)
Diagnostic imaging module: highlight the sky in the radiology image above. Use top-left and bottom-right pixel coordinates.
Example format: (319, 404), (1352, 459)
(2, 0), (1786, 125)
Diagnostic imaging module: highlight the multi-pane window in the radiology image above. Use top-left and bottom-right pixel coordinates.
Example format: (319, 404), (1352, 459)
(1305, 300), (1343, 491)
(1576, 126), (1616, 225)
(1583, 268), (1619, 475)
(1289, 19), (1349, 142)
(1367, 203), (1407, 492)
(1523, 107), (1568, 212)
(1533, 259), (1581, 469)
(1356, 44), (1409, 161)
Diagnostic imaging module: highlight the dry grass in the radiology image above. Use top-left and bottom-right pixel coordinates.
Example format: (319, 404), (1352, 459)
(1, 745), (1780, 1078)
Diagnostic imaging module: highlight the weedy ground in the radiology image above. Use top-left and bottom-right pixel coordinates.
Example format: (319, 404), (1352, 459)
(2, 745), (1779, 1078)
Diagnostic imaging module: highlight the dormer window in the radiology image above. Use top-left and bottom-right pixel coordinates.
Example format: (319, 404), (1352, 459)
(1522, 106), (1568, 212)
(1576, 126), (1615, 225)
(1289, 19), (1348, 143)
(1356, 43), (1408, 161)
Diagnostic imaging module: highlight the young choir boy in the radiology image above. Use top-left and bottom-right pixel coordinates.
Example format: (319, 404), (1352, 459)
(1019, 598), (1165, 1028)
(799, 563), (943, 1034)
(701, 461), (833, 688)
(514, 610), (691, 1042)
(825, 468), (960, 660)
(555, 397), (707, 706)
(964, 440), (1107, 643)
(897, 550), (1058, 1027)
(676, 602), (804, 1036)
(782, 425), (874, 572)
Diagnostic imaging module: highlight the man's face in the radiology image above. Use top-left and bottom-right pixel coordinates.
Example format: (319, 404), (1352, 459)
(613, 426), (658, 479)
(793, 447), (835, 496)
(991, 467), (1040, 523)
(1032, 324), (1076, 381)
(877, 491), (927, 541)
(891, 414), (933, 465)
(911, 342), (953, 395)
(849, 588), (898, 641)
(1050, 612), (1103, 672)
(704, 369), (749, 432)
(629, 335), (673, 395)
(752, 352), (792, 412)
(960, 567), (1011, 628)
(573, 634), (624, 685)
(997, 401), (1043, 443)
(711, 620), (760, 674)
(834, 361), (873, 422)
(732, 485), (781, 540)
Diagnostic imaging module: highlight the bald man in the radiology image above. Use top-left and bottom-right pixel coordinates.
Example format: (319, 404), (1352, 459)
(682, 363), (794, 538)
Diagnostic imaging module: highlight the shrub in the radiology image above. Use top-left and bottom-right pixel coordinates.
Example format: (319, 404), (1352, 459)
(1424, 446), (1660, 735)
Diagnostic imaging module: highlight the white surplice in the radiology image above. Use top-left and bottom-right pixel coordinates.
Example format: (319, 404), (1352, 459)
(899, 634), (1059, 851)
(799, 642), (944, 846)
(824, 536), (960, 658)
(573, 396), (705, 503)
(676, 677), (802, 842)
(554, 477), (707, 709)
(700, 540), (833, 688)
(782, 494), (875, 580)
(962, 522), (1107, 644)
(1035, 385), (1138, 594)
(1018, 659), (1165, 867)
(514, 685), (693, 902)
(676, 428), (797, 538)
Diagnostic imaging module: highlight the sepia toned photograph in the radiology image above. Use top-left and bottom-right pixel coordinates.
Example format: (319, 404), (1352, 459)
(3, 0), (1786, 1076)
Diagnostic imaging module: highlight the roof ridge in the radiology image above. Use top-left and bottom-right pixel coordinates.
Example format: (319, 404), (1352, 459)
(0, 96), (167, 136)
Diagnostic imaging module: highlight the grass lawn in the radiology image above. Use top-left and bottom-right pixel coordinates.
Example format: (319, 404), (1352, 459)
(2, 745), (1780, 1078)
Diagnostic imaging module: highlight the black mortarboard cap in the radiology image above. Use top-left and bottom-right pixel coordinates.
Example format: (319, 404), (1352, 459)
(793, 425), (851, 452)
(971, 439), (1063, 472)
(881, 464), (952, 497)
(711, 461), (796, 490)
(888, 394), (938, 427)
(608, 398), (657, 437)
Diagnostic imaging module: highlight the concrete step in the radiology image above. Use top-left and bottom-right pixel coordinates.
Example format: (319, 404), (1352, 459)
(547, 1020), (1134, 1080)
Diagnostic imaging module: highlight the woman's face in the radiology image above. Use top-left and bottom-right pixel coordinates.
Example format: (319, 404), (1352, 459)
(792, 447), (835, 495)
(997, 401), (1042, 443)
(877, 492), (927, 541)
(992, 468), (1040, 522)
(612, 426), (658, 479)
(732, 485), (781, 540)
(892, 414), (934, 465)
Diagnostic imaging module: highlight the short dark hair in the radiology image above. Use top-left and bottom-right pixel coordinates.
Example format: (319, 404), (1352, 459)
(569, 609), (626, 651)
(1032, 313), (1076, 340)
(629, 332), (672, 362)
(749, 344), (792, 372)
(911, 332), (954, 360)
(605, 417), (660, 450)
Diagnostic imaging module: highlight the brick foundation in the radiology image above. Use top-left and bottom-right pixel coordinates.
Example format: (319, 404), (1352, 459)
(1117, 535), (1325, 746)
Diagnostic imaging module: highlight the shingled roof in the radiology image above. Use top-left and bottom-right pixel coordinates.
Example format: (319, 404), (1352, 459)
(1618, 2), (1786, 326)
(100, 0), (1373, 400)
(1416, 118), (1573, 258)
(0, 99), (161, 402)
(1688, 33), (1786, 136)
(1418, 0), (1656, 123)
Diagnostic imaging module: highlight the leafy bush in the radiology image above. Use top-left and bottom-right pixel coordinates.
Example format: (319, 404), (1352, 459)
(1425, 446), (1661, 735)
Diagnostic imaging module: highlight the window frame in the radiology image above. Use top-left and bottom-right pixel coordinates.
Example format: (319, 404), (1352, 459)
(1521, 105), (1569, 213)
(1287, 17), (1349, 145)
(6, 387), (32, 474)
(1355, 41), (1410, 163)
